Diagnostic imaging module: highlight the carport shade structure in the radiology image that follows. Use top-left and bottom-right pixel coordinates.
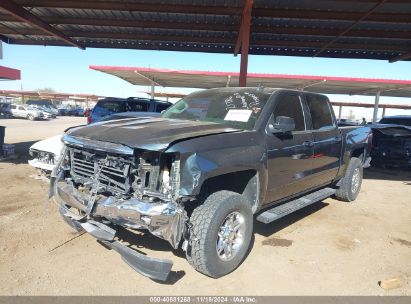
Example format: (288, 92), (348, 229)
(90, 65), (411, 123)
(1, 0), (411, 87)
(0, 65), (20, 80)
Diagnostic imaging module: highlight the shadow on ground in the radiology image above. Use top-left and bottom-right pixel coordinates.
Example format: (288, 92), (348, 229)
(364, 167), (411, 182)
(254, 201), (329, 237)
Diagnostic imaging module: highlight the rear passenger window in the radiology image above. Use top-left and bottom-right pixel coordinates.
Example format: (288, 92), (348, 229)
(273, 95), (305, 131)
(126, 100), (148, 112)
(306, 95), (334, 130)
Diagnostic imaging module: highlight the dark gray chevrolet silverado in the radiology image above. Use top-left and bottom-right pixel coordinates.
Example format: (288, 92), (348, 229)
(50, 88), (372, 281)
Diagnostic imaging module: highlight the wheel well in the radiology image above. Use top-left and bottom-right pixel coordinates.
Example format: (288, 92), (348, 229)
(351, 148), (365, 162)
(190, 170), (259, 213)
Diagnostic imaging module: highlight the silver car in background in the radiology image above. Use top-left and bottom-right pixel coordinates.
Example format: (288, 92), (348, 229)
(10, 104), (44, 121)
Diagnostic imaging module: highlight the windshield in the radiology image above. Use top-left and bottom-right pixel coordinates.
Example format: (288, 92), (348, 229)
(161, 89), (271, 130)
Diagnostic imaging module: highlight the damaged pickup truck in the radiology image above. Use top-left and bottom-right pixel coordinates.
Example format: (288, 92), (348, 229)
(50, 88), (372, 281)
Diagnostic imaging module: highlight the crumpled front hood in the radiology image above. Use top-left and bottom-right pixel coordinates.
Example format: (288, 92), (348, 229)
(66, 117), (241, 151)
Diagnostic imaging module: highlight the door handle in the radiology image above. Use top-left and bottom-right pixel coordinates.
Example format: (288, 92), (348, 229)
(303, 141), (314, 147)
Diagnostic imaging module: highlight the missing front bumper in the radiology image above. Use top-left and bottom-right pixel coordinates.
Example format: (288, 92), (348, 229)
(53, 180), (187, 249)
(51, 176), (188, 281)
(60, 211), (173, 281)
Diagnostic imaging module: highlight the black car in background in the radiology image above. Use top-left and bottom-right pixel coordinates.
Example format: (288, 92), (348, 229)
(88, 97), (172, 123)
(379, 115), (411, 127)
(0, 102), (12, 118)
(370, 115), (411, 168)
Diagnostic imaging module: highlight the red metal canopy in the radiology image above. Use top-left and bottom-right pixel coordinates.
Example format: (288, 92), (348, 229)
(1, 0), (411, 62)
(90, 65), (411, 98)
(0, 65), (20, 80)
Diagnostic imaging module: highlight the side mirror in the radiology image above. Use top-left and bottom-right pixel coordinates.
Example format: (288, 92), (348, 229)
(268, 116), (295, 134)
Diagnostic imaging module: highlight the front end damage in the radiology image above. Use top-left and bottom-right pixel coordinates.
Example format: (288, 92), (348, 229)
(50, 135), (188, 281)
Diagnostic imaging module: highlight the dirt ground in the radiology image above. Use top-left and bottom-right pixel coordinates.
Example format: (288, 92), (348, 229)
(0, 117), (410, 295)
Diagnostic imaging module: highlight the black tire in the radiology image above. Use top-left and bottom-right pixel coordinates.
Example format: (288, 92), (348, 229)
(335, 157), (363, 202)
(186, 190), (253, 278)
(58, 207), (84, 232)
(27, 114), (34, 121)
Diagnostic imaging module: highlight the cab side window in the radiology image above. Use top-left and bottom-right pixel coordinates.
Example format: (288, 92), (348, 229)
(273, 95), (306, 131)
(306, 95), (334, 130)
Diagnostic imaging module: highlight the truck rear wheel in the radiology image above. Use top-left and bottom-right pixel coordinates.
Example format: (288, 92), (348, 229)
(335, 157), (363, 202)
(27, 114), (34, 121)
(186, 190), (253, 278)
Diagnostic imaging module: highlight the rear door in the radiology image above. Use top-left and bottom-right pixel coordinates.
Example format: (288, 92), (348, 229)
(265, 92), (314, 204)
(304, 94), (342, 185)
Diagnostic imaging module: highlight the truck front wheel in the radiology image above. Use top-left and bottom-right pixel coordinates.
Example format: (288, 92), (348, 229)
(335, 157), (363, 202)
(186, 190), (253, 278)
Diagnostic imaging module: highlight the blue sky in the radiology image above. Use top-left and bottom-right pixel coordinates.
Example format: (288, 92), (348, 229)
(1, 43), (411, 119)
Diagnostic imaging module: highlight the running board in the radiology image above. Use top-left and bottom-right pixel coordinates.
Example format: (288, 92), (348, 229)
(256, 187), (336, 224)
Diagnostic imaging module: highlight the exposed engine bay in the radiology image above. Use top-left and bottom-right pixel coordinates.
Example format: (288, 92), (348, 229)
(51, 137), (187, 250)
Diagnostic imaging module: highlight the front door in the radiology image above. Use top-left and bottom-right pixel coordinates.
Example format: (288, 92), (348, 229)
(265, 93), (314, 204)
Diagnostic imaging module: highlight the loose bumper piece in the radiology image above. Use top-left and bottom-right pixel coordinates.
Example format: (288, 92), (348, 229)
(54, 180), (186, 249)
(61, 210), (173, 282)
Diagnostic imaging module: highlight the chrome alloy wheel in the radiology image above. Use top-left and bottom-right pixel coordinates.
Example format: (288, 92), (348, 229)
(216, 211), (246, 261)
(351, 167), (361, 194)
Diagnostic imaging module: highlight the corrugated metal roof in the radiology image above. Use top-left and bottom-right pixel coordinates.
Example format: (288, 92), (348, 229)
(0, 0), (410, 61)
(90, 65), (411, 98)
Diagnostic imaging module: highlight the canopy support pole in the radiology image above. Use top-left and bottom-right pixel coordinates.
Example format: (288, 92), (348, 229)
(372, 90), (381, 123)
(235, 0), (253, 87)
(382, 107), (386, 118)
(239, 39), (249, 87)
(338, 105), (342, 119)
(150, 82), (155, 99)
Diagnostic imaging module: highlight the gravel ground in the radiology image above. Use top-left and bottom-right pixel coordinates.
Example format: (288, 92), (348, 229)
(0, 117), (410, 295)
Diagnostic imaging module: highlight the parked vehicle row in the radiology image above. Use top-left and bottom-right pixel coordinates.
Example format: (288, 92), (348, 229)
(87, 97), (171, 123)
(57, 105), (85, 116)
(1, 102), (89, 120)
